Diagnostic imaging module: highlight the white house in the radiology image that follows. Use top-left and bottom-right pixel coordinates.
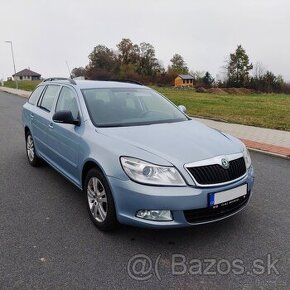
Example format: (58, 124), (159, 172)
(13, 68), (41, 81)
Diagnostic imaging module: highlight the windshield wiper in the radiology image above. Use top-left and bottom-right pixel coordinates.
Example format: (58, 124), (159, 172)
(96, 119), (188, 128)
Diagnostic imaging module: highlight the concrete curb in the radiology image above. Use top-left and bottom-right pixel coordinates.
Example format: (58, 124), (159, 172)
(241, 138), (290, 158)
(0, 87), (30, 98)
(247, 147), (290, 160)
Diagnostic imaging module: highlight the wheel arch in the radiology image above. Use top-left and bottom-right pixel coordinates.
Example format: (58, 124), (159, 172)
(81, 159), (107, 190)
(24, 126), (31, 136)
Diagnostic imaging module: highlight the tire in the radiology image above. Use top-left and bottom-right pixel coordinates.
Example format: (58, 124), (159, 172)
(25, 131), (42, 167)
(84, 168), (118, 231)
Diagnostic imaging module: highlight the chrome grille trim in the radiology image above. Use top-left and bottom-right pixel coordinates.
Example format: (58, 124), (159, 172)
(184, 153), (247, 187)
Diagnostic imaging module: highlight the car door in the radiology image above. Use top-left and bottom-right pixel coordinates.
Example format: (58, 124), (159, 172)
(32, 84), (61, 160)
(23, 84), (46, 140)
(48, 86), (82, 184)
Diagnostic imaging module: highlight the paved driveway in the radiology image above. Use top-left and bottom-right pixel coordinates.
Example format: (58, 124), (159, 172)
(0, 91), (289, 289)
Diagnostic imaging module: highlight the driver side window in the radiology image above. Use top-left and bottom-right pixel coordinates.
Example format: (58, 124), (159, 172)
(55, 87), (79, 119)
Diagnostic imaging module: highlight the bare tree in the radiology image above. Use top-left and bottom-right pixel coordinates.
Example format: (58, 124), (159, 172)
(253, 61), (266, 79)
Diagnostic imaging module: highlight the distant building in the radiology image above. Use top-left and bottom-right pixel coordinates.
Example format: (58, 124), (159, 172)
(73, 76), (85, 80)
(13, 68), (41, 81)
(174, 74), (194, 87)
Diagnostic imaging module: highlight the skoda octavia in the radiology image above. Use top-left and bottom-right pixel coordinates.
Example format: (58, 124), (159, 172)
(22, 78), (254, 231)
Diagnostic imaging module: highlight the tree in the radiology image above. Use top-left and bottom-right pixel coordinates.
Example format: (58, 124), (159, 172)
(138, 42), (161, 77)
(227, 45), (253, 87)
(71, 67), (86, 78)
(248, 69), (285, 93)
(193, 70), (205, 80)
(253, 61), (266, 79)
(116, 38), (140, 65)
(170, 53), (188, 74)
(248, 62), (266, 91)
(86, 45), (118, 79)
(115, 38), (142, 80)
(262, 71), (284, 93)
(88, 45), (117, 71)
(203, 72), (215, 87)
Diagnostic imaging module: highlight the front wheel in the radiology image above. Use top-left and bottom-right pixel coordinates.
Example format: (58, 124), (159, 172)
(84, 168), (118, 231)
(25, 131), (42, 167)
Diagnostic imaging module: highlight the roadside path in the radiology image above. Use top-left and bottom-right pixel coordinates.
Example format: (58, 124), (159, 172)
(193, 117), (290, 157)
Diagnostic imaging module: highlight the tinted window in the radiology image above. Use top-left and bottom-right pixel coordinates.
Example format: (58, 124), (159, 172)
(39, 85), (60, 112)
(55, 87), (79, 119)
(82, 88), (188, 127)
(28, 85), (44, 105)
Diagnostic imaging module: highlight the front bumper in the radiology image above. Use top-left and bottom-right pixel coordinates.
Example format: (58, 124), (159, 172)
(108, 166), (255, 228)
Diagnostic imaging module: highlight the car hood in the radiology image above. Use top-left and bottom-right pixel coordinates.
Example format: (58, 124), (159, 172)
(97, 120), (243, 165)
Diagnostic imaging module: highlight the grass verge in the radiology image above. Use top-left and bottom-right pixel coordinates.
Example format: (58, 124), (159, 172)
(2, 80), (41, 91)
(153, 87), (290, 131)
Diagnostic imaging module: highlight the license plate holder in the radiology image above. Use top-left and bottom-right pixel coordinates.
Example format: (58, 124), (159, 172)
(208, 184), (248, 208)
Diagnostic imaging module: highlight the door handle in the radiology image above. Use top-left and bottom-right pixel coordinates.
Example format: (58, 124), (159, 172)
(30, 113), (34, 118)
(49, 123), (54, 129)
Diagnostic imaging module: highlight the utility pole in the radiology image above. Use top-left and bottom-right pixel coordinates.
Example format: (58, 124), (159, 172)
(5, 41), (18, 89)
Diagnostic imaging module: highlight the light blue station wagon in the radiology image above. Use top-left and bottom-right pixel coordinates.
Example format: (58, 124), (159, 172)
(22, 78), (254, 231)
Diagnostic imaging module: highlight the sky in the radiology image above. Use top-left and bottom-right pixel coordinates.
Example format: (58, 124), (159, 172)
(0, 0), (289, 81)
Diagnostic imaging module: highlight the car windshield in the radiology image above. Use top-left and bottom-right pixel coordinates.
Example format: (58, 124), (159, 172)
(81, 88), (188, 127)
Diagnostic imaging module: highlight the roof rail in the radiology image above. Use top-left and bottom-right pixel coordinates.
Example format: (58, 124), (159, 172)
(42, 77), (77, 85)
(106, 79), (143, 86)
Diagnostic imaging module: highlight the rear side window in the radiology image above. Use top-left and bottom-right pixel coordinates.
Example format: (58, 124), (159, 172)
(39, 85), (60, 112)
(28, 86), (44, 105)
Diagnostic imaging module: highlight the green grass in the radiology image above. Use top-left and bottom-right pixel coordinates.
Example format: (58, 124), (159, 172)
(2, 80), (41, 91)
(153, 86), (290, 131)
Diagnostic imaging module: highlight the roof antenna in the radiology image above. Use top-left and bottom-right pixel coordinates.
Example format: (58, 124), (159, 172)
(65, 60), (72, 78)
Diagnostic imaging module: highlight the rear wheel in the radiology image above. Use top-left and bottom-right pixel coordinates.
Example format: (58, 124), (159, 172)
(84, 168), (118, 231)
(25, 131), (42, 167)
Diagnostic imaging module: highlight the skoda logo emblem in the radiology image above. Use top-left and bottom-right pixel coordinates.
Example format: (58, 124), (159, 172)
(221, 158), (230, 169)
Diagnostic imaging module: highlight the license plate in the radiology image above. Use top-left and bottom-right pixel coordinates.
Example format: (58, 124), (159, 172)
(209, 184), (247, 208)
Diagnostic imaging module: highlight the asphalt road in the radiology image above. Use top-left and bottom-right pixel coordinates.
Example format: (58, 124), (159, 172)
(0, 91), (289, 290)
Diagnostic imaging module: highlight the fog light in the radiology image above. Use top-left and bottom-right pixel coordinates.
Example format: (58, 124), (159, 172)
(136, 210), (173, 221)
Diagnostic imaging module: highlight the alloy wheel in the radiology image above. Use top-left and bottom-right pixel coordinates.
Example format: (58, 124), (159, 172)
(26, 135), (35, 162)
(87, 177), (108, 223)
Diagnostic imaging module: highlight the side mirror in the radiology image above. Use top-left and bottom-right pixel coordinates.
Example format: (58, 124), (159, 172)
(52, 110), (80, 126)
(178, 105), (187, 114)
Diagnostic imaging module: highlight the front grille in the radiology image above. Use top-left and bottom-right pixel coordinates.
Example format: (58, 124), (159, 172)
(184, 193), (250, 223)
(186, 157), (246, 186)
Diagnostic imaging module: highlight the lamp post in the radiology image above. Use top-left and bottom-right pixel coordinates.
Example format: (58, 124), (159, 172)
(5, 41), (18, 89)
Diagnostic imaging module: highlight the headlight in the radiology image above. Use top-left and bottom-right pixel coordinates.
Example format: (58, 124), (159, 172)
(120, 157), (186, 186)
(243, 146), (252, 169)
